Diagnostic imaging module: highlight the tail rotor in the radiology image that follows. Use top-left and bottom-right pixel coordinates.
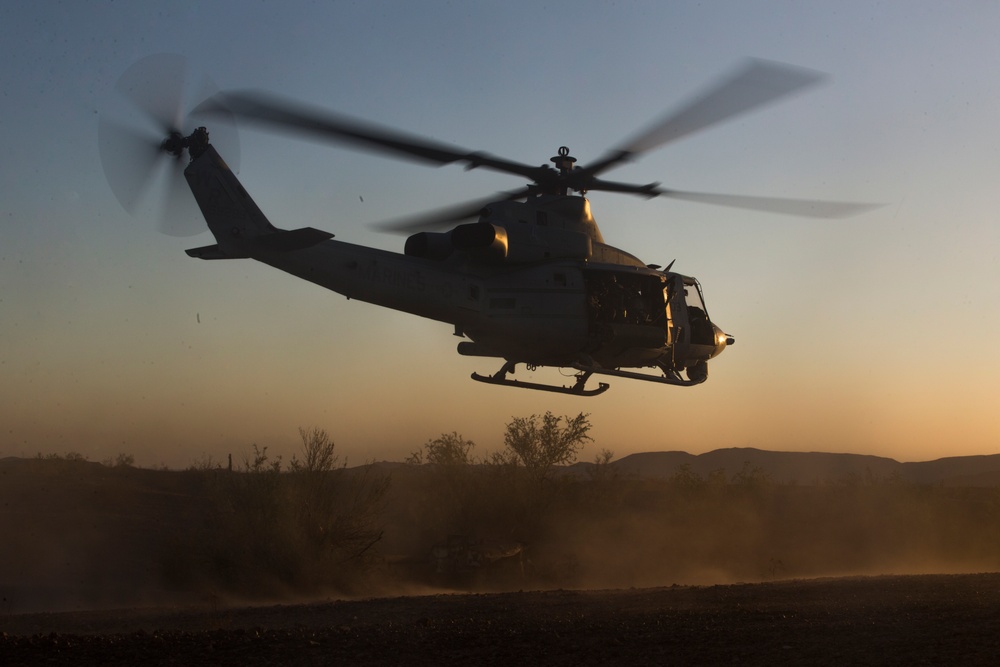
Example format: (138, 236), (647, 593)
(98, 54), (239, 236)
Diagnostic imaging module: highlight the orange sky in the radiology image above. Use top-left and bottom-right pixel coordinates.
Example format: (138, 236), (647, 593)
(2, 2), (999, 469)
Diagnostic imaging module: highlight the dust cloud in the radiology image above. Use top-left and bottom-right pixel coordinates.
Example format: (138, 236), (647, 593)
(2, 454), (999, 614)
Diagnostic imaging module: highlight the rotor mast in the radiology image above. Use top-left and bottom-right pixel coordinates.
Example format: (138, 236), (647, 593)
(548, 146), (578, 196)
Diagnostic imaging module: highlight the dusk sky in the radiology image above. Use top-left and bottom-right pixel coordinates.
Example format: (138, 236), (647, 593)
(2, 1), (998, 468)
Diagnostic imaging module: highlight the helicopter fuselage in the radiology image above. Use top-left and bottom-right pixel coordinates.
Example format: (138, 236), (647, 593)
(183, 143), (731, 394)
(98, 58), (886, 395)
(95, 57), (893, 395)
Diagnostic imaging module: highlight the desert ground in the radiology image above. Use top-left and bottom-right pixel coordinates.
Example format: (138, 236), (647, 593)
(4, 574), (1000, 665)
(4, 448), (1000, 664)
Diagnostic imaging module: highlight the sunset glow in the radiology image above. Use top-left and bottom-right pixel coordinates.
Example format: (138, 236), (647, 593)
(2, 1), (998, 469)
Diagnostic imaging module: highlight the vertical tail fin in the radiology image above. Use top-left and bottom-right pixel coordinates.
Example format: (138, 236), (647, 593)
(183, 145), (333, 259)
(183, 145), (276, 258)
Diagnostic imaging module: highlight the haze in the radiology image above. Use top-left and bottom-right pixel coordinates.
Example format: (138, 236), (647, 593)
(2, 1), (998, 469)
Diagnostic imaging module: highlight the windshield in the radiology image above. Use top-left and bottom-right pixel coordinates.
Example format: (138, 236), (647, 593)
(683, 277), (708, 318)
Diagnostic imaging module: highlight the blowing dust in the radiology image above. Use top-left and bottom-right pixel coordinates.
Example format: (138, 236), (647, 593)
(335, 460), (1000, 602)
(3, 456), (1000, 614)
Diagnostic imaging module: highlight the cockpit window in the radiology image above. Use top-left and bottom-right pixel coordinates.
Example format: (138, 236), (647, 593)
(683, 277), (709, 318)
(682, 277), (714, 346)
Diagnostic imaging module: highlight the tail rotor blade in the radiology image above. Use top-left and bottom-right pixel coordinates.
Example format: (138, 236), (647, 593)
(115, 53), (188, 135)
(97, 117), (163, 213)
(100, 54), (241, 237)
(158, 156), (204, 237)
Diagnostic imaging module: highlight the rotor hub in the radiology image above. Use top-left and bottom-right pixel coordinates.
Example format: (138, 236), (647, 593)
(160, 127), (210, 160)
(550, 146), (576, 175)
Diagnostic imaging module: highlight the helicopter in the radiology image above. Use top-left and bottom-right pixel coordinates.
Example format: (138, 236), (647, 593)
(99, 56), (876, 396)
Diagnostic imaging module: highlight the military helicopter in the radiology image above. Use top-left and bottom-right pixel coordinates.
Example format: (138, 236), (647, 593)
(99, 56), (876, 396)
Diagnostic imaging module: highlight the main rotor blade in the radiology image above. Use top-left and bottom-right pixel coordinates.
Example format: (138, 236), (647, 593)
(658, 188), (882, 219)
(373, 188), (532, 234)
(198, 91), (547, 180)
(188, 77), (241, 174)
(582, 59), (827, 177)
(584, 176), (662, 197)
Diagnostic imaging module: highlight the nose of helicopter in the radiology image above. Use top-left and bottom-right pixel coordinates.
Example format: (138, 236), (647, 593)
(711, 323), (734, 359)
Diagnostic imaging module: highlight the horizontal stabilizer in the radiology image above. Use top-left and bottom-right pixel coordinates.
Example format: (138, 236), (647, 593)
(186, 244), (237, 260)
(256, 227), (334, 252)
(186, 227), (333, 260)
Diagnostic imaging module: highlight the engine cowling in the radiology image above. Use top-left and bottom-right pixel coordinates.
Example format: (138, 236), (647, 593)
(404, 230), (454, 260)
(405, 221), (592, 264)
(451, 222), (509, 261)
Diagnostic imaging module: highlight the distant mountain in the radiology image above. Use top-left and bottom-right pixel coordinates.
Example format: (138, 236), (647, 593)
(602, 448), (1000, 486)
(901, 455), (1000, 485)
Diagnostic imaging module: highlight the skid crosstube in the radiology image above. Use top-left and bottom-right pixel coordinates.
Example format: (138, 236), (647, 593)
(471, 361), (610, 397)
(472, 358), (705, 395)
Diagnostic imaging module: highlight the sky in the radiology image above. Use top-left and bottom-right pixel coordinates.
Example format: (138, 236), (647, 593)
(1, 1), (998, 468)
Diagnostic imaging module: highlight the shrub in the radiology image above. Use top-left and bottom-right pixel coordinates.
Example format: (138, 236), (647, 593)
(161, 429), (389, 597)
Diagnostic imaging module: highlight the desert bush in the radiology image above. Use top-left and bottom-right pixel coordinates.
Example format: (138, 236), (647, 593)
(731, 460), (772, 489)
(390, 418), (593, 570)
(406, 432), (476, 467)
(427, 412), (596, 552)
(289, 427), (338, 473)
(287, 428), (388, 573)
(669, 463), (704, 491)
(100, 453), (135, 468)
(157, 421), (1000, 597)
(38, 451), (87, 462)
(188, 453), (221, 471)
(587, 449), (616, 482)
(161, 429), (389, 597)
(402, 432), (480, 537)
(497, 411), (592, 479)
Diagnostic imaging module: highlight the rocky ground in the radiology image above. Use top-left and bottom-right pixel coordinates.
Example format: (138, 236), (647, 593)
(3, 573), (1000, 665)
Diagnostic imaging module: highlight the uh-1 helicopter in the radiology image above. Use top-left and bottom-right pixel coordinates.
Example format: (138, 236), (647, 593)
(99, 56), (877, 396)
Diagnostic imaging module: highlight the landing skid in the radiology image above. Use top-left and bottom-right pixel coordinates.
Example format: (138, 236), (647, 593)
(570, 361), (706, 387)
(471, 359), (706, 396)
(471, 361), (610, 396)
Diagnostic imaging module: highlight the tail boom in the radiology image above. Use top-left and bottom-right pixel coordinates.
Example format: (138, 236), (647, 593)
(183, 143), (476, 328)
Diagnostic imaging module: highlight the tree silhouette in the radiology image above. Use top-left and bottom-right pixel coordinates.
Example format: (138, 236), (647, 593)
(406, 431), (476, 466)
(498, 411), (592, 480)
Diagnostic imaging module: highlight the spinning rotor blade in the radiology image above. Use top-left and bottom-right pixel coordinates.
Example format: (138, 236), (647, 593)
(373, 188), (533, 234)
(99, 54), (240, 237)
(574, 60), (881, 217)
(189, 59), (875, 230)
(159, 155), (205, 237)
(99, 54), (189, 220)
(97, 118), (165, 213)
(657, 188), (881, 219)
(581, 59), (826, 178)
(115, 52), (187, 135)
(199, 91), (546, 181)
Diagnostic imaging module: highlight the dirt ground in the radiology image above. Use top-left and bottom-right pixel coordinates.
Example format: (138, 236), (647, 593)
(3, 573), (1000, 665)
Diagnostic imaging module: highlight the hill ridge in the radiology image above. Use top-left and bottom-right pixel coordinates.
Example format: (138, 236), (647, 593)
(608, 447), (1000, 486)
